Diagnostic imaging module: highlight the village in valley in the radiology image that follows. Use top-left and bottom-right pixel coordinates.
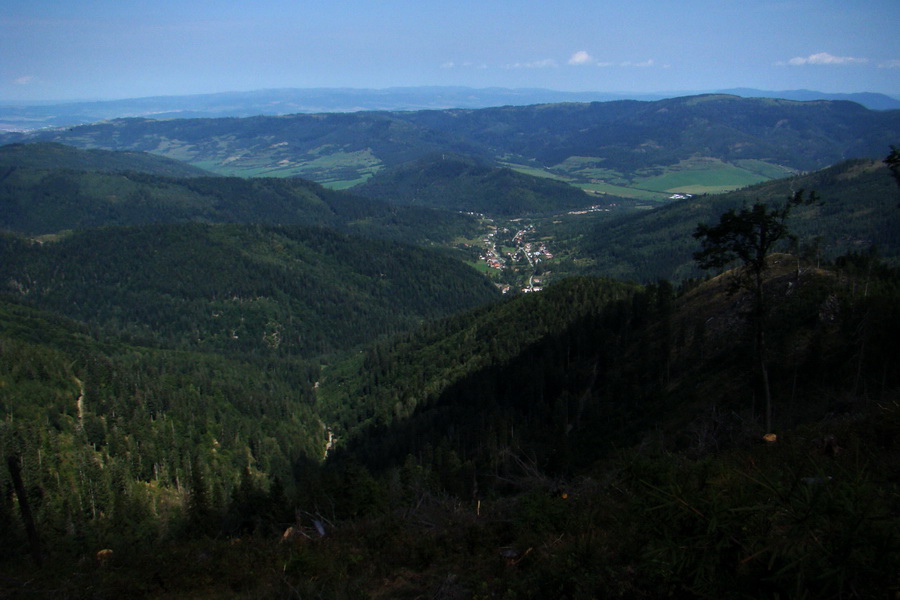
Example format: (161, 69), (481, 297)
(475, 218), (555, 294)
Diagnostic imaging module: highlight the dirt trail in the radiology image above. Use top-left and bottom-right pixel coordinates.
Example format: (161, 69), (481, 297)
(314, 381), (336, 461)
(74, 376), (85, 429)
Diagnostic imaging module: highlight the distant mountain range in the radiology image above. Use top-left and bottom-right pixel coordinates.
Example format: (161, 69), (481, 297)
(3, 95), (898, 199)
(1, 86), (898, 131)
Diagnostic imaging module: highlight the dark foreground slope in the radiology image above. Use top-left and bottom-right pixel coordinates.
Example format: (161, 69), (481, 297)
(324, 257), (900, 473)
(314, 257), (900, 599)
(1, 252), (898, 598)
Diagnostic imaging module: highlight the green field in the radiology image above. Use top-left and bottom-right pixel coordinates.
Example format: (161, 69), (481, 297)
(576, 182), (672, 201)
(468, 260), (494, 274)
(502, 161), (574, 182)
(527, 155), (799, 200)
(635, 158), (795, 194)
(193, 148), (383, 186)
(637, 168), (764, 194)
(505, 159), (669, 201)
(195, 150), (795, 199)
(551, 156), (628, 183)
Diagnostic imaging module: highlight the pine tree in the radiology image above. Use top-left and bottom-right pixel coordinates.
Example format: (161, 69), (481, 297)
(693, 192), (818, 432)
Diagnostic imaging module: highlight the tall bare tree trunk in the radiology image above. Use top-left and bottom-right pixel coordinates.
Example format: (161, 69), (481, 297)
(755, 272), (772, 433)
(7, 454), (43, 567)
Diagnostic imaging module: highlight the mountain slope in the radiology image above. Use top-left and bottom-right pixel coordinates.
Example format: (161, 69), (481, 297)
(548, 158), (900, 283)
(319, 276), (638, 445)
(0, 223), (500, 358)
(353, 153), (598, 215)
(0, 142), (211, 177)
(720, 88), (900, 110)
(2, 249), (898, 599)
(404, 95), (899, 171)
(0, 144), (480, 244)
(323, 257), (900, 477)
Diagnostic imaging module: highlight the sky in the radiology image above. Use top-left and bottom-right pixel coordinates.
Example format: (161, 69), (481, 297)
(2, 0), (899, 102)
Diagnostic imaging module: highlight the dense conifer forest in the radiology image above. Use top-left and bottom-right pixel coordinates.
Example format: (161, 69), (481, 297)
(0, 121), (898, 598)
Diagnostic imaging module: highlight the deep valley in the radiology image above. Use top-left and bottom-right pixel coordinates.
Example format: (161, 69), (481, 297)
(0, 96), (899, 599)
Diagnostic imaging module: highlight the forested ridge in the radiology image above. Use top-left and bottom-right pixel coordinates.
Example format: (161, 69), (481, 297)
(544, 158), (900, 282)
(0, 139), (898, 598)
(0, 142), (212, 177)
(0, 223), (499, 358)
(0, 157), (480, 245)
(353, 153), (600, 215)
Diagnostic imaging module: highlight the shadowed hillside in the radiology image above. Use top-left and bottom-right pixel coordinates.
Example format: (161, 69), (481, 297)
(2, 252), (897, 598)
(0, 223), (500, 358)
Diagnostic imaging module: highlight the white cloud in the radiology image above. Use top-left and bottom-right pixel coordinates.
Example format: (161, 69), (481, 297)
(781, 52), (868, 66)
(878, 59), (900, 69)
(505, 59), (557, 69)
(568, 51), (593, 66)
(13, 75), (35, 85)
(441, 61), (486, 70)
(568, 51), (653, 68)
(620, 59), (655, 68)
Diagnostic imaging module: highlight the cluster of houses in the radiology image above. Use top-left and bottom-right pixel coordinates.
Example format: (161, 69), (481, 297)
(482, 228), (505, 270)
(523, 241), (553, 262)
(477, 223), (555, 294)
(567, 204), (613, 215)
(480, 224), (556, 270)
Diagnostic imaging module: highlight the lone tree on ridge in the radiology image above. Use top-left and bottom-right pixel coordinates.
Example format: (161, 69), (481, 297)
(693, 191), (818, 433)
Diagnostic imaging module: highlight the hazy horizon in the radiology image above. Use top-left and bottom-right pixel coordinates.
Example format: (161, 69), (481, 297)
(3, 85), (900, 108)
(3, 0), (899, 103)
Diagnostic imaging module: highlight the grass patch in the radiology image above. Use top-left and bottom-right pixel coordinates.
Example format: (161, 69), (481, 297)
(503, 162), (574, 182)
(551, 157), (625, 183)
(633, 157), (791, 195)
(468, 260), (494, 274)
(191, 149), (382, 185)
(734, 159), (797, 179)
(576, 182), (671, 201)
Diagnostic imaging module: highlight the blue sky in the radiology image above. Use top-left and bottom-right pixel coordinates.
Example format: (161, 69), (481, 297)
(3, 0), (899, 102)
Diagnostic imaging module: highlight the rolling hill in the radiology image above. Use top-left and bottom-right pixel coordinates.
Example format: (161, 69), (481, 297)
(0, 142), (211, 177)
(3, 95), (898, 198)
(353, 153), (601, 215)
(0, 144), (481, 245)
